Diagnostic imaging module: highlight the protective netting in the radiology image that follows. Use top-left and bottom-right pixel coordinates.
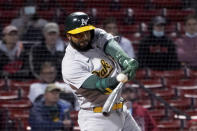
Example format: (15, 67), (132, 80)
(0, 0), (197, 131)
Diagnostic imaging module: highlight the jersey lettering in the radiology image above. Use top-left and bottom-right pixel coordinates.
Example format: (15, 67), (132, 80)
(92, 59), (113, 78)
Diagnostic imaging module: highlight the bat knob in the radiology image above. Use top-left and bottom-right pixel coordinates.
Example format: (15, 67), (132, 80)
(102, 112), (110, 117)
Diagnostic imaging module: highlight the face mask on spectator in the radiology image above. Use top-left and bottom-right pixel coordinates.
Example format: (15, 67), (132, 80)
(153, 30), (164, 37)
(24, 6), (36, 15)
(185, 32), (197, 38)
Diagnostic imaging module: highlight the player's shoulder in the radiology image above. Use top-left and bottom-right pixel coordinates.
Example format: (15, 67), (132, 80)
(63, 44), (76, 60)
(94, 28), (108, 37)
(62, 46), (84, 73)
(94, 28), (106, 33)
(94, 28), (114, 40)
(120, 36), (131, 44)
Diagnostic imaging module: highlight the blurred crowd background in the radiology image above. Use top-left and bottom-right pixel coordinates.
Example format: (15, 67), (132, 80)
(0, 0), (197, 131)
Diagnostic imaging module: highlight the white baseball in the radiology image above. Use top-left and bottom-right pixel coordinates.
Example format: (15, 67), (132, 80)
(116, 73), (128, 83)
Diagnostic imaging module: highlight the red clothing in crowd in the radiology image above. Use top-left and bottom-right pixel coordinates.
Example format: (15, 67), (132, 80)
(132, 103), (158, 131)
(175, 35), (197, 68)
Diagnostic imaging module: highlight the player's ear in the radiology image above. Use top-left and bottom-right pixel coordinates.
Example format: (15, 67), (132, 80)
(66, 34), (71, 40)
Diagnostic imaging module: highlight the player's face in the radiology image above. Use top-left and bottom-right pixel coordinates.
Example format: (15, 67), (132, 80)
(67, 31), (91, 51)
(185, 19), (197, 35)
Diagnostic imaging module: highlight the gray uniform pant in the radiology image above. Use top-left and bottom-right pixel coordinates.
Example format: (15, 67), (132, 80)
(78, 106), (141, 131)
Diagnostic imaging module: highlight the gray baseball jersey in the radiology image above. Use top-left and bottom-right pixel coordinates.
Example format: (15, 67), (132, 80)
(62, 28), (121, 109)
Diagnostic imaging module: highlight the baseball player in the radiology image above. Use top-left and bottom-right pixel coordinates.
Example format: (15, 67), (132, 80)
(62, 12), (140, 131)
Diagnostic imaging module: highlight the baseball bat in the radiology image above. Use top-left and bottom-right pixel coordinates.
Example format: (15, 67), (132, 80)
(102, 82), (124, 116)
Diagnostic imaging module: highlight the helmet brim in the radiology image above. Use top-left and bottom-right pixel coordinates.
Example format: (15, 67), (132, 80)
(67, 25), (96, 34)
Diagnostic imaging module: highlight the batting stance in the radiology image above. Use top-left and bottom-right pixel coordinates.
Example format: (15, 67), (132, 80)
(62, 12), (141, 131)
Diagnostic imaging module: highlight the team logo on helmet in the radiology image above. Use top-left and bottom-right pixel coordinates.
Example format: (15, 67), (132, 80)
(81, 18), (88, 26)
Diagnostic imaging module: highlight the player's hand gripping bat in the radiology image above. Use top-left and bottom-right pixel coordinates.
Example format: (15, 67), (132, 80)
(102, 73), (128, 116)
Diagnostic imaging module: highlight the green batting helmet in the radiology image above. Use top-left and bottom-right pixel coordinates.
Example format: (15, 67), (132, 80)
(65, 12), (96, 34)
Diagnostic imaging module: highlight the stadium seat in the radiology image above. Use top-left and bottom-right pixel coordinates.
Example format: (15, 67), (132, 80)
(135, 69), (148, 80)
(149, 109), (166, 122)
(186, 109), (197, 119)
(121, 0), (147, 8)
(85, 0), (109, 8)
(154, 88), (175, 100)
(57, 0), (75, 10)
(165, 78), (197, 99)
(119, 24), (140, 34)
(165, 98), (191, 110)
(0, 99), (32, 109)
(166, 78), (197, 89)
(35, 0), (57, 11)
(178, 87), (197, 100)
(165, 24), (177, 34)
(164, 9), (195, 22)
(0, 10), (18, 25)
(133, 9), (163, 23)
(183, 93), (197, 109)
(151, 0), (183, 9)
(137, 99), (153, 109)
(148, 69), (186, 79)
(157, 120), (186, 131)
(138, 78), (163, 89)
(8, 109), (30, 131)
(10, 80), (37, 88)
(37, 10), (55, 21)
(0, 90), (18, 100)
(188, 69), (197, 78)
(0, 79), (5, 89)
(140, 88), (175, 102)
(9, 80), (38, 98)
(0, 0), (24, 10)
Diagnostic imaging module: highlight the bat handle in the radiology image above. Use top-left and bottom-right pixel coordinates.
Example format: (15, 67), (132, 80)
(102, 112), (110, 117)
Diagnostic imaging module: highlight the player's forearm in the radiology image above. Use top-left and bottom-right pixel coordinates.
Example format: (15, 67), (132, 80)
(81, 75), (118, 93)
(104, 39), (129, 60)
(104, 39), (138, 70)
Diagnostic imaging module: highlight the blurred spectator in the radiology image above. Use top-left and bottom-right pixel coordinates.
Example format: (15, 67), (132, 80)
(103, 17), (135, 58)
(0, 0), (22, 10)
(28, 62), (76, 109)
(89, 8), (99, 25)
(124, 8), (135, 25)
(29, 84), (73, 131)
(36, 0), (57, 11)
(52, 8), (67, 25)
(138, 16), (180, 70)
(110, 0), (121, 11)
(28, 62), (57, 103)
(11, 4), (48, 39)
(29, 22), (66, 80)
(122, 87), (158, 131)
(0, 25), (30, 80)
(183, 0), (197, 13)
(75, 0), (86, 10)
(175, 14), (197, 69)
